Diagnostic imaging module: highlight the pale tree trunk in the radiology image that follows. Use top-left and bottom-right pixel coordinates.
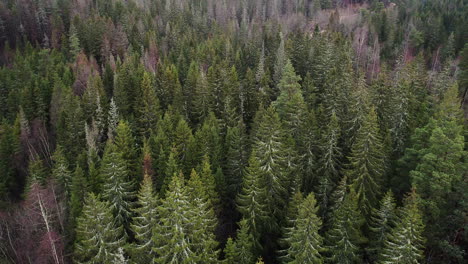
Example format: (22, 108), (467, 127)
(37, 192), (61, 264)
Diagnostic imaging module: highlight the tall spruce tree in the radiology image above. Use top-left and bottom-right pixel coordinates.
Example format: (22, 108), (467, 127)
(51, 146), (72, 197)
(224, 119), (248, 199)
(368, 191), (397, 261)
(114, 120), (139, 182)
(137, 72), (160, 138)
(378, 190), (425, 264)
(74, 193), (125, 263)
(316, 111), (342, 216)
(129, 174), (159, 264)
(282, 193), (324, 264)
(252, 105), (293, 228)
(101, 142), (135, 231)
(347, 107), (386, 217)
(186, 169), (219, 263)
(224, 218), (257, 264)
(326, 189), (366, 264)
(274, 59), (307, 141)
(153, 173), (195, 263)
(236, 151), (269, 251)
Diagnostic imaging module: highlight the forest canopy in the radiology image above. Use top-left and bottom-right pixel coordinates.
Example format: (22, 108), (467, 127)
(0, 0), (467, 263)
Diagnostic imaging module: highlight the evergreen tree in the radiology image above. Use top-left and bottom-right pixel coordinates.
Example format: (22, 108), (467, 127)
(68, 23), (81, 60)
(130, 174), (159, 264)
(274, 59), (307, 141)
(326, 189), (366, 264)
(193, 112), (223, 170)
(28, 157), (47, 186)
(114, 120), (139, 181)
(347, 107), (386, 217)
(378, 190), (425, 264)
(74, 193), (125, 263)
(241, 68), (259, 125)
(252, 105), (293, 228)
(274, 32), (287, 86)
(224, 219), (257, 264)
(51, 145), (72, 197)
(368, 191), (397, 261)
(224, 120), (248, 199)
(224, 237), (238, 264)
(408, 84), (466, 258)
(186, 169), (219, 262)
(316, 112), (342, 216)
(137, 72), (160, 138)
(107, 98), (119, 140)
(152, 173), (196, 263)
(70, 165), (87, 220)
(198, 155), (220, 213)
(282, 193), (324, 264)
(101, 142), (135, 230)
(192, 69), (211, 124)
(236, 151), (269, 250)
(0, 120), (19, 202)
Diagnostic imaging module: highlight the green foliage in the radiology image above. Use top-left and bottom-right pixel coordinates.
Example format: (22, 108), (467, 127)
(0, 120), (19, 202)
(252, 105), (295, 228)
(316, 112), (342, 215)
(130, 175), (159, 263)
(114, 120), (139, 181)
(378, 190), (425, 264)
(137, 72), (161, 138)
(153, 172), (219, 263)
(347, 107), (386, 217)
(326, 189), (366, 264)
(368, 191), (397, 261)
(51, 145), (72, 197)
(101, 143), (135, 230)
(224, 219), (257, 264)
(236, 151), (269, 249)
(70, 165), (88, 220)
(282, 193), (324, 264)
(74, 193), (125, 263)
(224, 120), (248, 199)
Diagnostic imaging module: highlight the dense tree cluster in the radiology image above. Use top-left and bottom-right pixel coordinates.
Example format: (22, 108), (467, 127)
(0, 0), (466, 263)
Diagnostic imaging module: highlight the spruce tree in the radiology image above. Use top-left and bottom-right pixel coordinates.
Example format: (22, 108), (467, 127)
(198, 155), (220, 213)
(282, 193), (324, 264)
(70, 165), (88, 220)
(326, 189), (366, 264)
(129, 174), (159, 264)
(347, 107), (386, 217)
(316, 112), (342, 216)
(114, 120), (139, 181)
(368, 191), (397, 261)
(274, 59), (307, 141)
(107, 98), (119, 141)
(186, 169), (219, 263)
(68, 23), (80, 60)
(101, 142), (135, 230)
(236, 151), (269, 250)
(224, 237), (238, 264)
(74, 193), (125, 263)
(225, 219), (257, 264)
(192, 69), (211, 124)
(408, 84), (466, 257)
(0, 120), (19, 202)
(51, 145), (72, 197)
(378, 190), (425, 264)
(152, 173), (196, 263)
(137, 72), (160, 138)
(224, 119), (248, 199)
(252, 105), (293, 227)
(274, 32), (287, 86)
